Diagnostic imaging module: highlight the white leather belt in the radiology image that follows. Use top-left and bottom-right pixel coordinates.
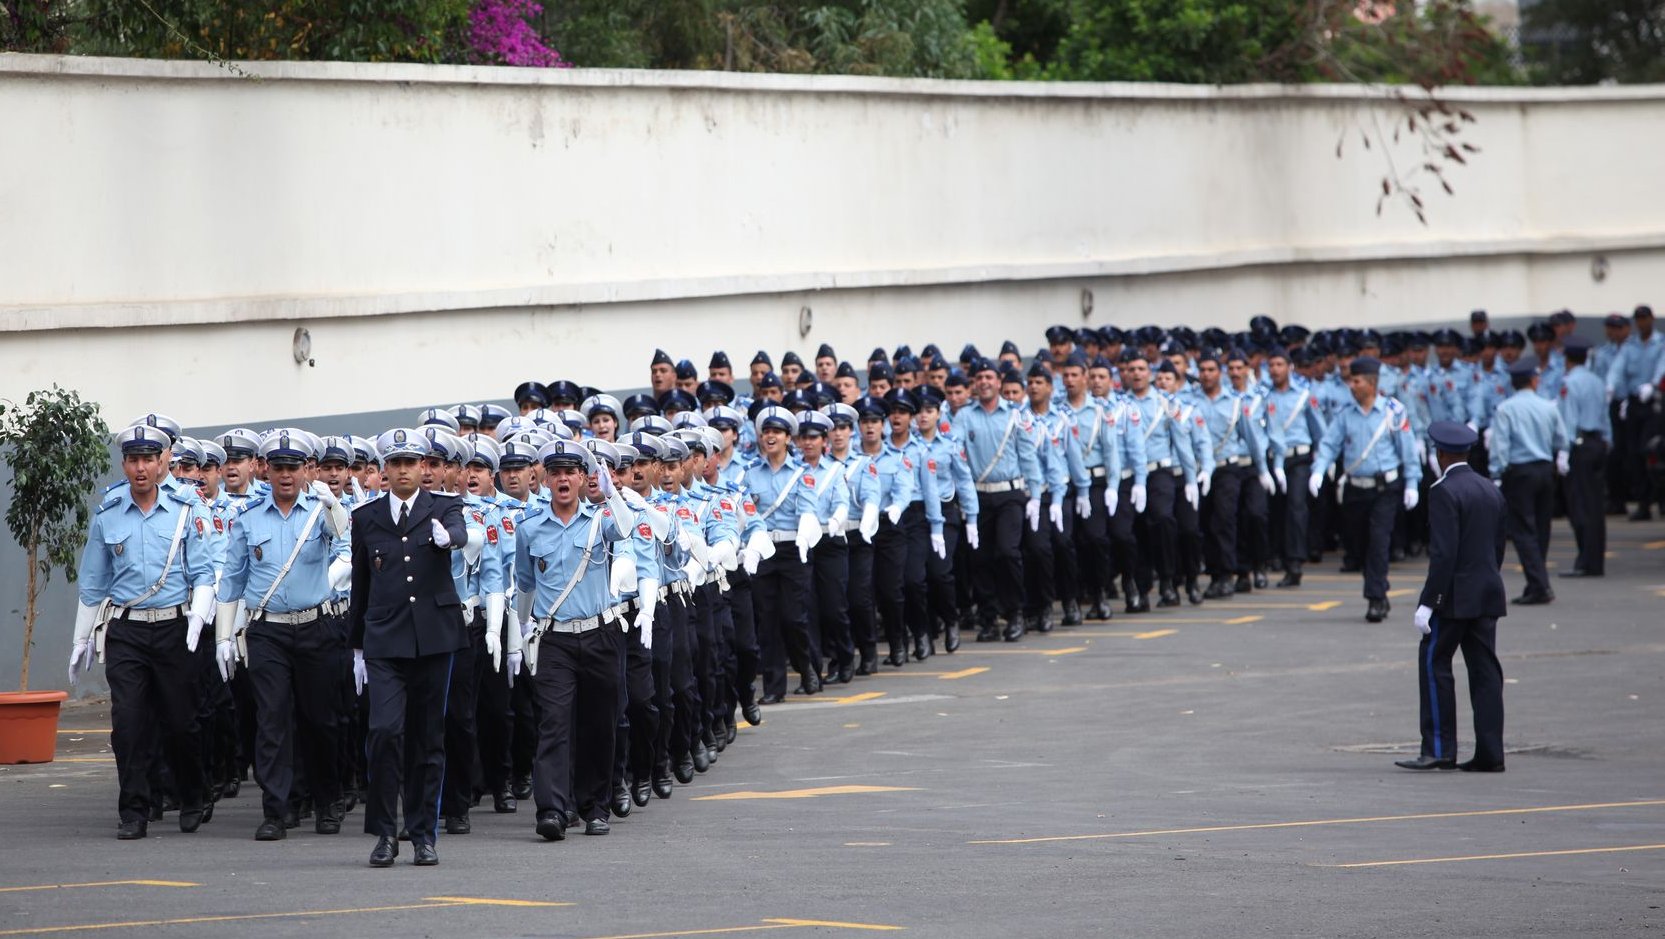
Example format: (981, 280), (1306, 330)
(114, 604), (187, 623)
(1348, 468), (1400, 489)
(1088, 466), (1108, 479)
(536, 614), (602, 635)
(768, 529), (798, 543)
(974, 479), (1025, 494)
(843, 519), (861, 533)
(601, 603), (631, 626)
(322, 598), (349, 617)
(254, 606), (323, 626)
(462, 597), (479, 618)
(1286, 445), (1312, 457)
(1223, 456), (1253, 468)
(672, 580), (694, 596)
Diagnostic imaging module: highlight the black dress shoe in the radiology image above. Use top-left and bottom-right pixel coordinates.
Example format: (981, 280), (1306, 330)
(585, 817), (611, 836)
(1186, 582), (1204, 605)
(1457, 758), (1505, 773)
(692, 743), (711, 773)
(1252, 571), (1269, 589)
(255, 818), (286, 841)
(725, 717), (737, 746)
(178, 808), (204, 833)
(1393, 755), (1456, 771)
(1002, 620), (1025, 642)
(803, 672), (822, 694)
(493, 789), (518, 813)
(565, 810), (581, 829)
(632, 779), (652, 806)
(1339, 561), (1362, 573)
(444, 815), (471, 835)
(283, 809), (300, 830)
(1233, 574), (1252, 594)
(913, 634), (932, 659)
(398, 827), (411, 841)
(652, 771), (674, 799)
(147, 804), (164, 822)
(760, 692), (784, 705)
(369, 836), (399, 867)
(674, 755), (696, 784)
(1033, 614), (1053, 633)
(1125, 594), (1151, 614)
(613, 784), (632, 818)
(116, 819), (147, 840)
(943, 624), (961, 653)
(883, 650), (906, 668)
(853, 657), (876, 676)
(975, 625), (1001, 642)
(1157, 587), (1181, 608)
(535, 811), (566, 841)
(1365, 598), (1388, 623)
(1276, 571), (1302, 588)
(742, 700), (764, 725)
(1086, 602), (1112, 621)
(1512, 592), (1554, 605)
(315, 810), (342, 835)
(512, 774), (534, 801)
(1059, 601), (1082, 627)
(1203, 579), (1235, 600)
(221, 779), (240, 799)
(201, 801), (215, 824)
(413, 841), (438, 866)
(837, 663), (855, 683)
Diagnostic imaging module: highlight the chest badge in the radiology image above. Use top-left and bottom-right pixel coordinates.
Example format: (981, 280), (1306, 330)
(253, 545), (264, 562)
(372, 556), (383, 571)
(112, 543), (124, 557)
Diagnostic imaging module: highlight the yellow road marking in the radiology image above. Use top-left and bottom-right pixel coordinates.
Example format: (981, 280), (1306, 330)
(1645, 540), (1665, 550)
(0, 901), (464, 936)
(692, 785), (920, 802)
(844, 842), (892, 847)
(958, 646), (1086, 656)
(1223, 615), (1263, 625)
(1386, 589), (1413, 598)
(969, 798), (1665, 845)
(0, 881), (199, 894)
(1332, 842), (1665, 869)
(1133, 629), (1177, 640)
(937, 666), (988, 679)
(579, 920), (904, 939)
(1306, 601), (1344, 611)
(425, 897), (573, 907)
(763, 918), (905, 931)
(1217, 601), (1335, 610)
(776, 691), (885, 705)
(867, 668), (987, 680)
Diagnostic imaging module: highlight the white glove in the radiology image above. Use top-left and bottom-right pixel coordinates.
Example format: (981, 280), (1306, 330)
(1494, 477), (1503, 489)
(931, 532), (947, 558)
(350, 476), (367, 502)
(1132, 484), (1148, 514)
(1258, 472), (1276, 495)
(1075, 493), (1092, 519)
(68, 602), (98, 685)
(506, 651), (521, 687)
(965, 523), (981, 551)
(1184, 482), (1199, 510)
(1403, 487), (1420, 511)
(741, 545), (761, 576)
(1273, 468), (1288, 494)
(1429, 450), (1442, 477)
(859, 503), (880, 542)
(636, 497), (670, 540)
(352, 649), (367, 696)
(1199, 473), (1212, 498)
(431, 518), (451, 547)
(711, 540), (739, 571)
(827, 506), (849, 538)
(1414, 604), (1433, 636)
(215, 639), (236, 682)
(1048, 502), (1064, 531)
(484, 593), (504, 671)
(1103, 485), (1119, 517)
(1619, 399), (1629, 421)
(1639, 382), (1656, 403)
(311, 480), (350, 538)
(328, 557), (352, 592)
(1025, 498), (1041, 531)
(1307, 472), (1323, 499)
(752, 527), (776, 561)
(594, 466), (617, 498)
(1466, 420), (1479, 433)
(1483, 427), (1494, 451)
(634, 579), (659, 644)
(461, 522), (484, 567)
(795, 512), (823, 563)
(886, 503), (904, 526)
(1555, 451), (1570, 476)
(1415, 440), (1427, 465)
(682, 556), (707, 587)
(185, 585), (213, 652)
(610, 553), (637, 598)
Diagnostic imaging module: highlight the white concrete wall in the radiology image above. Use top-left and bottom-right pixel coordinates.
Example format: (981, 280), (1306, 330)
(1, 55), (1662, 429)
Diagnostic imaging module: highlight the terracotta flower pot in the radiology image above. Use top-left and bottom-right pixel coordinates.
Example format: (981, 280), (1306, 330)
(0, 690), (69, 764)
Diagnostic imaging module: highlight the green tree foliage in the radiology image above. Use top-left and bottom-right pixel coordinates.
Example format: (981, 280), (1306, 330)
(1044, 0), (1309, 83)
(1, 387), (110, 690)
(1522, 0), (1665, 84)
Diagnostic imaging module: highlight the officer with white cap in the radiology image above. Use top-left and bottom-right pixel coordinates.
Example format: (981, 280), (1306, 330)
(741, 405), (825, 695)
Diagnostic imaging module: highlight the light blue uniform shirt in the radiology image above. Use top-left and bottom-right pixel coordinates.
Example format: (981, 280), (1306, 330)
(741, 456), (821, 533)
(514, 500), (628, 622)
(1198, 389), (1268, 474)
(835, 450), (884, 517)
(1021, 406), (1074, 507)
(919, 431), (980, 524)
(1467, 360), (1512, 430)
(1606, 330), (1665, 395)
(799, 455), (852, 526)
(886, 434), (944, 533)
(79, 487), (217, 608)
(1490, 389), (1569, 476)
(1421, 363), (1471, 424)
(956, 399), (1044, 496)
(216, 491), (348, 612)
(1125, 389), (1184, 481)
(1559, 366), (1611, 445)
(452, 494), (499, 602)
(1312, 394), (1421, 486)
(1265, 382), (1328, 456)
(1533, 354), (1566, 404)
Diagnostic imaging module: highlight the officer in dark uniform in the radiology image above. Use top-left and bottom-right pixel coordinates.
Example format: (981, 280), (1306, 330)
(349, 429), (473, 868)
(1397, 421), (1508, 772)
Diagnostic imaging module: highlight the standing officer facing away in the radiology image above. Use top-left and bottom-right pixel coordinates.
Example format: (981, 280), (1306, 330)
(1397, 421), (1507, 772)
(350, 429), (473, 868)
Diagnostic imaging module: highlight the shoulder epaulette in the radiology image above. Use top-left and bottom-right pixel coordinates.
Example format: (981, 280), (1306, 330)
(96, 494), (122, 514)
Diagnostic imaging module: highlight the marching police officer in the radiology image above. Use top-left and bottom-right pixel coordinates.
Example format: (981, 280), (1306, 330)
(957, 358), (1044, 642)
(1558, 336), (1610, 577)
(1488, 359), (1569, 606)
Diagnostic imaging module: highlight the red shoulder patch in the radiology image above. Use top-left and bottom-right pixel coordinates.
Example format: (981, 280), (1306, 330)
(502, 517), (515, 534)
(803, 475), (816, 487)
(869, 463), (879, 476)
(676, 507), (693, 519)
(940, 421), (951, 433)
(194, 517), (205, 536)
(927, 459), (937, 472)
(720, 499), (734, 512)
(744, 501), (757, 515)
(486, 525), (499, 545)
(902, 457), (913, 470)
(212, 516), (224, 533)
(1268, 403), (1277, 414)
(637, 523), (652, 538)
(472, 511), (484, 524)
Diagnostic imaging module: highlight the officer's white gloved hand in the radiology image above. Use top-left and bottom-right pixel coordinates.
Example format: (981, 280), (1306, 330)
(886, 503), (904, 526)
(1483, 427), (1494, 451)
(609, 553), (637, 598)
(1104, 485), (1119, 517)
(1199, 473), (1212, 498)
(1639, 382), (1656, 403)
(506, 651), (522, 687)
(1048, 502), (1064, 531)
(1494, 477), (1503, 489)
(1619, 399), (1630, 421)
(185, 584), (213, 652)
(1273, 468), (1288, 494)
(594, 466), (617, 498)
(1258, 472), (1275, 495)
(965, 523), (981, 551)
(352, 649), (368, 695)
(1132, 484), (1148, 514)
(1184, 482), (1200, 510)
(635, 580), (658, 644)
(485, 621), (503, 672)
(1025, 498), (1042, 531)
(1414, 604), (1433, 636)
(683, 556), (707, 587)
(328, 557), (352, 592)
(215, 639), (236, 682)
(740, 544), (761, 576)
(827, 506), (848, 538)
(1307, 472), (1323, 499)
(795, 512), (822, 563)
(859, 503), (880, 542)
(931, 532), (947, 559)
(309, 480), (339, 505)
(1075, 492), (1092, 519)
(1403, 487), (1420, 511)
(1556, 451), (1570, 476)
(350, 476), (367, 502)
(711, 539), (739, 571)
(430, 518), (451, 547)
(1429, 450), (1442, 477)
(67, 640), (93, 687)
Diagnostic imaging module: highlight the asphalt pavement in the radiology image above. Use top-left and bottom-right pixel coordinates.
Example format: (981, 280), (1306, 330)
(2, 517), (1662, 938)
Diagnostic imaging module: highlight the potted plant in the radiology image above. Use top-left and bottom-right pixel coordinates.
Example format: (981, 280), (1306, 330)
(0, 386), (109, 764)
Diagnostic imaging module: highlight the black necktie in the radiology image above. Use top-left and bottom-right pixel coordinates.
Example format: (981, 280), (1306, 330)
(397, 501), (408, 532)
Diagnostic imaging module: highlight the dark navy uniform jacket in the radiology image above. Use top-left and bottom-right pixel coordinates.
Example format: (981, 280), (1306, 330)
(1417, 463), (1508, 620)
(348, 490), (470, 658)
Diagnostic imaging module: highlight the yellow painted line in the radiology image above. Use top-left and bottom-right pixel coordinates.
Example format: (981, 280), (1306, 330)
(425, 897), (573, 907)
(776, 691), (885, 705)
(868, 666), (990, 679)
(1332, 842), (1665, 869)
(844, 842), (892, 847)
(1223, 615), (1263, 625)
(55, 729), (111, 735)
(763, 918), (906, 931)
(0, 901), (465, 936)
(969, 798), (1665, 845)
(958, 646), (1086, 656)
(938, 666), (988, 679)
(0, 880), (200, 894)
(1644, 539), (1665, 550)
(1386, 589), (1413, 598)
(1133, 629), (1177, 640)
(1216, 601), (1335, 610)
(692, 785), (920, 802)
(1306, 601), (1344, 611)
